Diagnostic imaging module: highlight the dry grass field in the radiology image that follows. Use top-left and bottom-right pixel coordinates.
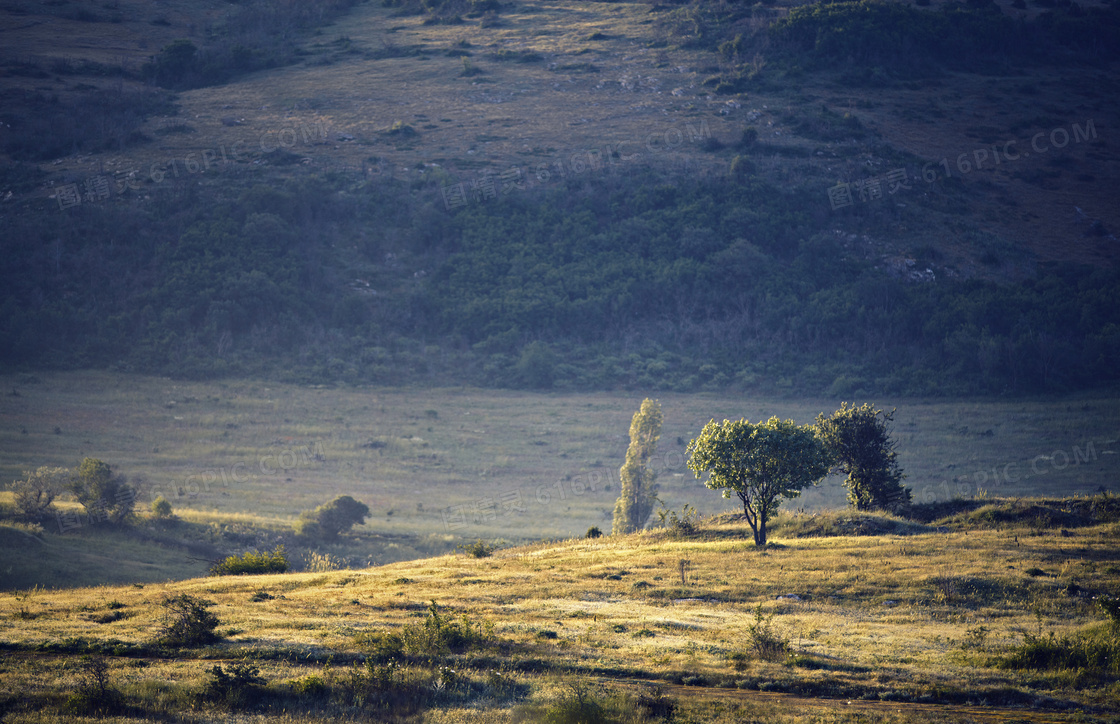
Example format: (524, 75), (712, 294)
(1, 507), (1118, 722)
(1, 371), (1118, 539)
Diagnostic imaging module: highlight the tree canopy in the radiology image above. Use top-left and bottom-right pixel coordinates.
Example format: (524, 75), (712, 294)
(687, 417), (830, 546)
(12, 466), (69, 520)
(70, 457), (136, 524)
(815, 402), (909, 512)
(297, 495), (371, 540)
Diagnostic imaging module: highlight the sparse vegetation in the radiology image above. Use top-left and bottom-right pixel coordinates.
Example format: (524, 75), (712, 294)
(0, 496), (1118, 720)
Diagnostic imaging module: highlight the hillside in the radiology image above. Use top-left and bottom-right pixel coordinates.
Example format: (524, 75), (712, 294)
(1, 0), (1119, 394)
(1, 500), (1118, 722)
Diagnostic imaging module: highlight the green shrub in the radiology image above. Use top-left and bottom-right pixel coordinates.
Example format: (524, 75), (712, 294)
(151, 496), (173, 518)
(457, 539), (494, 558)
(157, 594), (222, 647)
(999, 630), (1120, 673)
(210, 546), (289, 575)
(656, 503), (700, 537)
(290, 673), (329, 698)
(586, 526), (603, 539)
(403, 601), (493, 658)
(746, 604), (789, 661)
(355, 630), (406, 661)
(65, 655), (122, 715)
(529, 678), (674, 724)
(356, 601), (495, 662)
(1099, 596), (1120, 627)
(202, 662), (267, 706)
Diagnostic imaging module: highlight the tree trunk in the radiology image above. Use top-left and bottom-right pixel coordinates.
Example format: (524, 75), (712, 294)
(744, 503), (762, 545)
(757, 514), (767, 546)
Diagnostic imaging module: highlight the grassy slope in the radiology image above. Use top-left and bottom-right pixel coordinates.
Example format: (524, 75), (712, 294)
(1, 508), (1117, 722)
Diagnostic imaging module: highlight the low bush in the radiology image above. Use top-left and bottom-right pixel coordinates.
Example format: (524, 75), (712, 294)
(156, 594), (222, 647)
(458, 539), (494, 558)
(151, 496), (173, 518)
(357, 601), (495, 662)
(998, 629), (1120, 674)
(522, 678), (676, 724)
(746, 604), (789, 662)
(210, 546), (289, 575)
(201, 662), (267, 706)
(65, 655), (123, 715)
(657, 503), (700, 538)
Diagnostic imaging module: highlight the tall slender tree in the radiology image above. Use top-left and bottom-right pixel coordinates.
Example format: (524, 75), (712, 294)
(612, 398), (662, 535)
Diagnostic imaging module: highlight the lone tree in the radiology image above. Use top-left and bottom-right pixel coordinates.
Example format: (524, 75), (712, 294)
(70, 458), (136, 524)
(297, 495), (370, 540)
(612, 398), (663, 535)
(687, 417), (831, 546)
(815, 403), (910, 512)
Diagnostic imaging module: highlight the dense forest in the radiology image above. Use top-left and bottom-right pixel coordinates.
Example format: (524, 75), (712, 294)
(2, 163), (1118, 395)
(2, 0), (1118, 395)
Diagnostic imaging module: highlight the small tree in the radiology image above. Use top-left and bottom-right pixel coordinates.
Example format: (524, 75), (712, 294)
(612, 398), (663, 535)
(815, 402), (910, 512)
(298, 495), (370, 540)
(687, 417), (831, 546)
(12, 466), (70, 519)
(70, 458), (136, 524)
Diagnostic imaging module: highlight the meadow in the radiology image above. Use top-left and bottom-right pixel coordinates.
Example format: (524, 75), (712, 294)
(0, 370), (1118, 591)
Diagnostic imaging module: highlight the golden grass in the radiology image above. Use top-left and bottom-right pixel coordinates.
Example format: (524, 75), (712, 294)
(0, 513), (1116, 721)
